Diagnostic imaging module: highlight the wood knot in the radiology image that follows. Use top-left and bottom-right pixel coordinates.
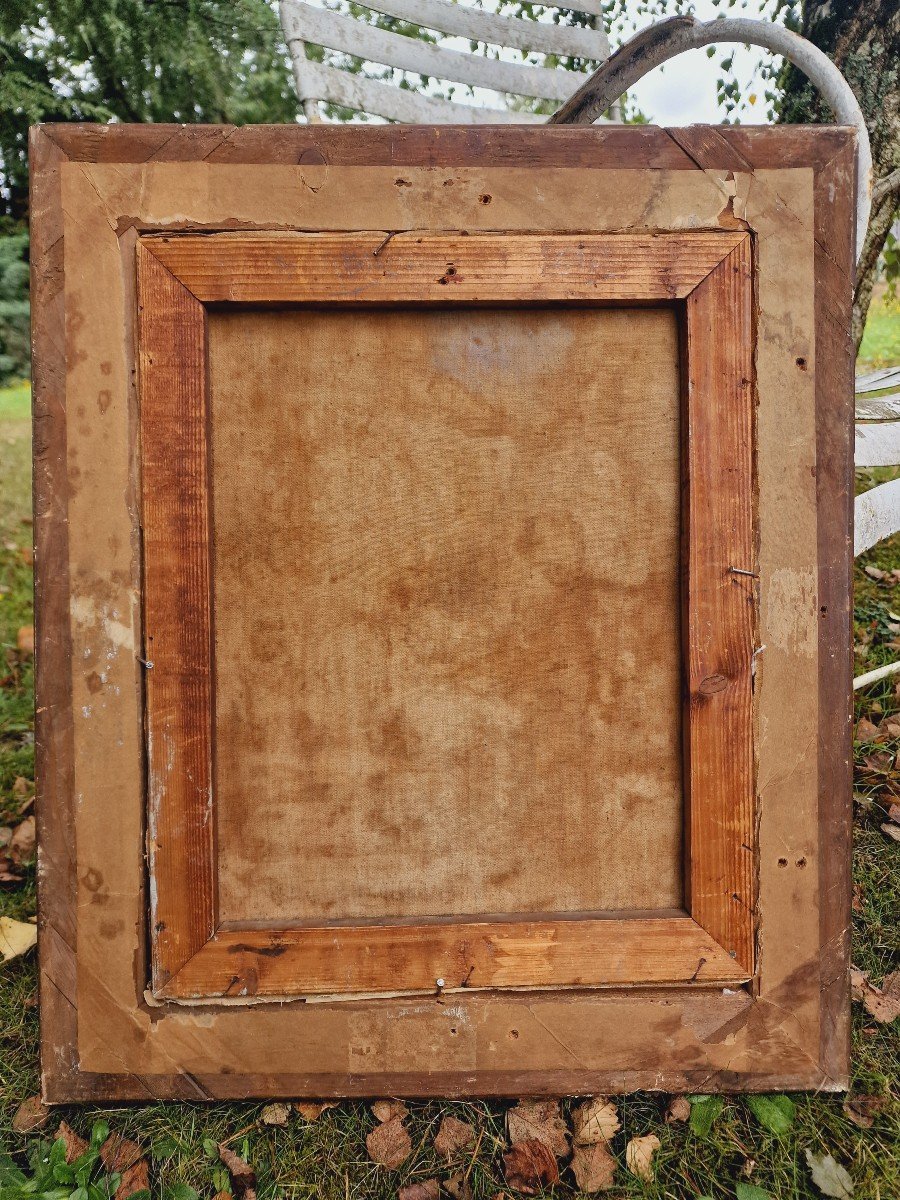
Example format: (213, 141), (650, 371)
(698, 673), (728, 696)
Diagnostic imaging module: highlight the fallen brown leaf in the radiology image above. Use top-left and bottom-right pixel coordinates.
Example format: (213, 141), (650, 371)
(365, 1115), (412, 1169)
(506, 1099), (569, 1157)
(664, 1096), (691, 1123)
(842, 1093), (887, 1129)
(9, 816), (35, 865)
(864, 565), (885, 581)
(443, 1170), (474, 1200)
(434, 1114), (475, 1160)
(572, 1097), (619, 1145)
(218, 1144), (257, 1200)
(570, 1141), (616, 1193)
(116, 1156), (150, 1200)
(56, 1121), (88, 1163)
(502, 1139), (559, 1195)
(100, 1133), (143, 1175)
(882, 823), (900, 842)
(53, 1121), (88, 1165)
(260, 1102), (290, 1126)
(861, 971), (900, 1023)
(371, 1099), (409, 1124)
(16, 626), (34, 655)
(625, 1134), (660, 1182)
(293, 1101), (338, 1121)
(12, 1094), (49, 1133)
(398, 1181), (440, 1200)
(855, 717), (880, 742)
(12, 776), (29, 797)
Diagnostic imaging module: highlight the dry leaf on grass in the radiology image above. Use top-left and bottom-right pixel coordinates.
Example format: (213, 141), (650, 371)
(625, 1134), (660, 1182)
(434, 1115), (475, 1160)
(665, 1096), (692, 1123)
(570, 1141), (616, 1193)
(12, 1094), (49, 1133)
(371, 1099), (410, 1124)
(443, 1170), (473, 1200)
(849, 967), (900, 1023)
(398, 1180), (440, 1200)
(16, 626), (34, 655)
(294, 1101), (338, 1121)
(260, 1102), (290, 1126)
(506, 1099), (569, 1157)
(880, 822), (900, 843)
(572, 1097), (619, 1145)
(219, 1144), (257, 1200)
(855, 717), (880, 742)
(115, 1156), (150, 1200)
(56, 1121), (88, 1164)
(12, 776), (28, 797)
(100, 1133), (144, 1177)
(0, 916), (37, 962)
(9, 816), (35, 865)
(365, 1115), (412, 1169)
(842, 1093), (887, 1129)
(805, 1150), (854, 1199)
(502, 1139), (559, 1194)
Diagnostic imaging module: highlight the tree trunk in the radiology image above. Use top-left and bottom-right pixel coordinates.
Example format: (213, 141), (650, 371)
(778, 0), (900, 352)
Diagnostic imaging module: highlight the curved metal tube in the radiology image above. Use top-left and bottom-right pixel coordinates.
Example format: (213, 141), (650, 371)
(550, 15), (872, 259)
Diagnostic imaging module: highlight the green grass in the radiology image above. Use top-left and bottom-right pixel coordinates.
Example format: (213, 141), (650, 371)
(1, 296), (899, 1199)
(859, 287), (900, 368)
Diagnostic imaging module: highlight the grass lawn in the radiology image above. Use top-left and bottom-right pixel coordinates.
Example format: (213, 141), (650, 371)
(1, 293), (899, 1199)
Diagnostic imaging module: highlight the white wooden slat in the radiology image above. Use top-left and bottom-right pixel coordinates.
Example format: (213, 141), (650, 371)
(856, 366), (900, 394)
(855, 477), (900, 556)
(855, 421), (900, 467)
(547, 0), (606, 15)
(856, 390), (900, 422)
(346, 0), (610, 59)
(295, 57), (546, 120)
(854, 659), (900, 691)
(282, 2), (580, 100)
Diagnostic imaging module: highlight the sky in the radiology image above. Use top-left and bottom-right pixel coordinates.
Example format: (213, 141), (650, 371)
(624, 0), (775, 125)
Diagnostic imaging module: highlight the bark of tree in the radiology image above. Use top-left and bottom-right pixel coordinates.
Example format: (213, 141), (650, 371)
(779, 0), (900, 352)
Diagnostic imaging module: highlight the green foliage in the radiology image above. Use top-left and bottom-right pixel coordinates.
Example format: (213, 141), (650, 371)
(0, 230), (29, 388)
(736, 1184), (775, 1200)
(746, 1094), (796, 1137)
(0, 0), (297, 219)
(688, 1095), (725, 1138)
(0, 1123), (144, 1200)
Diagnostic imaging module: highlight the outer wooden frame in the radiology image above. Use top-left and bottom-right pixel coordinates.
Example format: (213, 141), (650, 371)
(32, 123), (854, 1100)
(140, 230), (754, 1000)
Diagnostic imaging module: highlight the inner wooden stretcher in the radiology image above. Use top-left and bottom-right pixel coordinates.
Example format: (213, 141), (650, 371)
(207, 305), (683, 927)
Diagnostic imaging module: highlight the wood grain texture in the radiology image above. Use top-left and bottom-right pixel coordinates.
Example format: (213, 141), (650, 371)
(144, 231), (744, 305)
(137, 245), (217, 988)
(682, 235), (755, 972)
(811, 137), (855, 1086)
(38, 121), (853, 172)
(160, 916), (748, 999)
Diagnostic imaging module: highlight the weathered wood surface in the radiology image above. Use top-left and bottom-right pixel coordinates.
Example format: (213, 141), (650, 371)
(136, 246), (217, 990)
(145, 230), (745, 304)
(31, 124), (854, 1100)
(279, 0), (608, 123)
(855, 478), (900, 555)
(162, 917), (748, 1000)
(682, 236), (756, 972)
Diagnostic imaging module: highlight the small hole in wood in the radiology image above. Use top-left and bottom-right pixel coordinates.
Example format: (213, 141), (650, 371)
(778, 857), (788, 867)
(796, 357), (807, 370)
(450, 1027), (457, 1036)
(479, 194), (492, 205)
(797, 856), (807, 868)
(509, 1029), (519, 1040)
